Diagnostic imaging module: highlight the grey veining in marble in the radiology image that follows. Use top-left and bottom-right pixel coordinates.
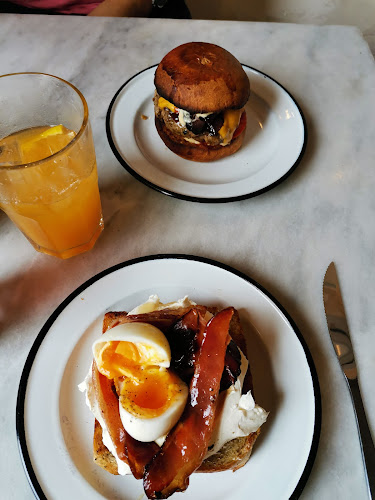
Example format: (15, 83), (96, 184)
(0, 14), (374, 500)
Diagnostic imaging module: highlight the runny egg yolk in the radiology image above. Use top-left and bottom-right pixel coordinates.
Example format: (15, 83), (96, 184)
(119, 367), (183, 419)
(96, 340), (143, 379)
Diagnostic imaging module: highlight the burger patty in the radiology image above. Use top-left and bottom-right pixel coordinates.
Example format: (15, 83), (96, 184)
(154, 92), (224, 147)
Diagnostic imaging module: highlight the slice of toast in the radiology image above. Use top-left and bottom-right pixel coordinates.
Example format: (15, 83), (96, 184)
(92, 306), (260, 475)
(93, 418), (119, 475)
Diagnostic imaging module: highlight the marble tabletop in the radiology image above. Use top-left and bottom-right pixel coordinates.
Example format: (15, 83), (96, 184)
(1, 13), (374, 500)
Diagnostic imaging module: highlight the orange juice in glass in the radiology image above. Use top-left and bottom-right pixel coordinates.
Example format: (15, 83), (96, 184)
(0, 73), (104, 259)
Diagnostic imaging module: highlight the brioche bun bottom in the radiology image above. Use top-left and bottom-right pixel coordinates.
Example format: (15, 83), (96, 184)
(155, 116), (245, 163)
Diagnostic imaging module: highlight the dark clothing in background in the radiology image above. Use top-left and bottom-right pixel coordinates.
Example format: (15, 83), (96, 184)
(0, 0), (191, 17)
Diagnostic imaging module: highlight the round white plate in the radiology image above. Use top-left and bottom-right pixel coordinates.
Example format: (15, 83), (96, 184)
(106, 66), (306, 202)
(17, 255), (320, 500)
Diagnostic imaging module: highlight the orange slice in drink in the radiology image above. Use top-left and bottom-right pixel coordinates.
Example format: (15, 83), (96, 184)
(20, 125), (75, 163)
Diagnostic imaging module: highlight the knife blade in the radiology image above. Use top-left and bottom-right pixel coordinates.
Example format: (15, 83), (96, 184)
(323, 262), (375, 499)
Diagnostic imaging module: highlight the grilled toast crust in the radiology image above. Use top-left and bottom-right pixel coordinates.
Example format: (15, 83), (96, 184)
(92, 305), (260, 475)
(93, 419), (119, 475)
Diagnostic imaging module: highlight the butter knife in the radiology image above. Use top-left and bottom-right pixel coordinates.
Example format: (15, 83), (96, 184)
(323, 262), (375, 498)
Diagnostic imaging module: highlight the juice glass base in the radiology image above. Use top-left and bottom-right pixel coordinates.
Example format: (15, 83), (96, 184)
(26, 216), (104, 259)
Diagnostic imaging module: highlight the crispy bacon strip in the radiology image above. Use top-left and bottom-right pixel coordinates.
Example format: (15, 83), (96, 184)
(92, 361), (158, 479)
(102, 307), (205, 334)
(92, 361), (127, 462)
(125, 432), (159, 480)
(143, 308), (234, 499)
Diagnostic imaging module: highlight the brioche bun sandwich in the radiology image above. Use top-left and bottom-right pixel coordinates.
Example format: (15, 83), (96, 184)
(79, 295), (268, 499)
(154, 42), (250, 162)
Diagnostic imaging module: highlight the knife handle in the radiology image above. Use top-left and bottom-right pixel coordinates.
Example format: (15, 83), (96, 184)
(346, 376), (375, 498)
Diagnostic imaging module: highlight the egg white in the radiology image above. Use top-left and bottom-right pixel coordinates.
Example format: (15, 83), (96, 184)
(92, 322), (171, 369)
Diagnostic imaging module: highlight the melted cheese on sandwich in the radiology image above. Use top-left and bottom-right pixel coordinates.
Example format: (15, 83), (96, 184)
(158, 97), (243, 146)
(218, 109), (242, 146)
(158, 97), (176, 113)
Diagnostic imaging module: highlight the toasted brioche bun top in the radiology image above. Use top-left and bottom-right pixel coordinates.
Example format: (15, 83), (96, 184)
(154, 42), (250, 113)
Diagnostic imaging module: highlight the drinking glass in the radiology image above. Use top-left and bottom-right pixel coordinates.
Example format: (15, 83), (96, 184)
(0, 73), (104, 259)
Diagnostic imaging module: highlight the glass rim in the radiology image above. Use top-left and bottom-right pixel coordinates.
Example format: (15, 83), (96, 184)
(0, 72), (89, 171)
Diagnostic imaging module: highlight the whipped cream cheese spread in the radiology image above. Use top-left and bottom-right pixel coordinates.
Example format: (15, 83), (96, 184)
(184, 137), (200, 145)
(128, 294), (196, 315)
(206, 348), (268, 457)
(178, 109), (212, 129)
(79, 295), (268, 475)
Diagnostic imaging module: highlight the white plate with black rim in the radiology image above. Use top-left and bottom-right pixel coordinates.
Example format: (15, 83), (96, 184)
(106, 66), (307, 203)
(17, 254), (320, 500)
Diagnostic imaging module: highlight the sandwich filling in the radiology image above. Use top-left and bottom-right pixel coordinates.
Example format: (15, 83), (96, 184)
(79, 296), (268, 476)
(154, 93), (245, 147)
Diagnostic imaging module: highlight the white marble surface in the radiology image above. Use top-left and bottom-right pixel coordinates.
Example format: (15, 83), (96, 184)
(0, 14), (374, 500)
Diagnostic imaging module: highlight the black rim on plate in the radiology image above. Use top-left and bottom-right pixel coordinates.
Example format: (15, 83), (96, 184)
(16, 254), (321, 499)
(106, 65), (308, 203)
